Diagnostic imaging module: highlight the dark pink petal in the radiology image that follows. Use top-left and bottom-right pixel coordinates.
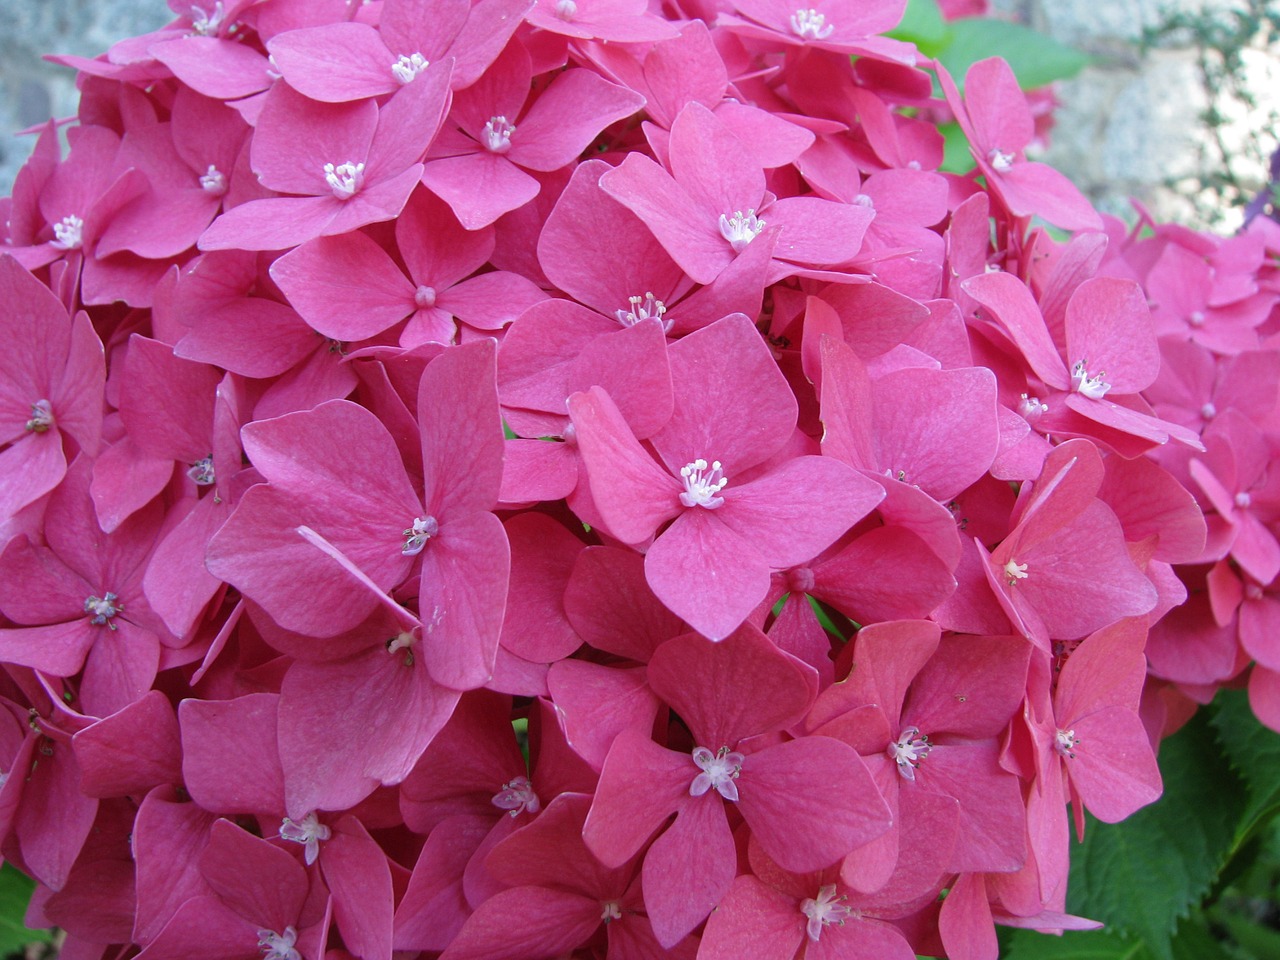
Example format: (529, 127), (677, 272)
(995, 161), (1102, 232)
(439, 886), (601, 960)
(199, 820), (308, 931)
(421, 152), (540, 230)
(322, 817), (394, 960)
(73, 692), (182, 798)
(132, 788), (217, 945)
(198, 195), (340, 252)
(564, 545), (685, 662)
(267, 23), (396, 101)
(0, 435), (67, 526)
(80, 618), (160, 717)
(648, 624), (815, 747)
(499, 512), (583, 663)
(508, 70), (644, 172)
(739, 736), (890, 872)
(151, 36), (271, 99)
(915, 742), (1026, 873)
(547, 661), (661, 771)
(963, 272), (1068, 389)
(394, 815), (491, 952)
(252, 84), (378, 196)
(643, 793), (736, 947)
(698, 875), (800, 960)
(1066, 706), (1162, 822)
(813, 526), (957, 625)
(179, 695), (285, 816)
(583, 730), (691, 867)
(15, 739), (98, 892)
(1064, 277), (1160, 394)
(766, 194), (872, 266)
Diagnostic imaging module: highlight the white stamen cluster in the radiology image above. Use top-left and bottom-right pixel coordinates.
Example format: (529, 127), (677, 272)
(280, 812), (330, 865)
(391, 52), (429, 84)
(402, 516), (439, 556)
(690, 745), (745, 801)
(1071, 359), (1111, 400)
(200, 165), (227, 196)
(679, 459), (728, 509)
(600, 900), (623, 923)
(190, 2), (226, 36)
(482, 116), (517, 154)
(414, 285), (437, 308)
(51, 214), (84, 250)
(492, 775), (541, 817)
(790, 8), (835, 40)
(1054, 728), (1079, 759)
(800, 884), (854, 941)
(616, 292), (670, 332)
(554, 0), (578, 19)
(1018, 393), (1048, 421)
(323, 161), (365, 200)
(25, 399), (54, 433)
(887, 726), (930, 781)
(1003, 558), (1029, 585)
(257, 927), (302, 960)
(84, 592), (122, 628)
(187, 456), (216, 486)
(719, 209), (765, 252)
(987, 148), (1015, 173)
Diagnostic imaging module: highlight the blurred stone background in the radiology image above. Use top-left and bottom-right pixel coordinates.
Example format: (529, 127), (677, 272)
(2, 0), (1278, 231)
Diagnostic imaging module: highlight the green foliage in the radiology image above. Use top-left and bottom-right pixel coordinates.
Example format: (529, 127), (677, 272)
(0, 864), (52, 955)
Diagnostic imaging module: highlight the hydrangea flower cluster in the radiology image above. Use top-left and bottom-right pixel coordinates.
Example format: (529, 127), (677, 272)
(2, 0), (1279, 957)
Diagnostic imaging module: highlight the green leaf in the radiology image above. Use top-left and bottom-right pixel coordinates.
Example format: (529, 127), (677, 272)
(1002, 926), (1139, 959)
(0, 864), (52, 954)
(887, 0), (950, 56)
(938, 121), (976, 174)
(1208, 688), (1280, 844)
(937, 18), (1089, 91)
(1065, 711), (1246, 960)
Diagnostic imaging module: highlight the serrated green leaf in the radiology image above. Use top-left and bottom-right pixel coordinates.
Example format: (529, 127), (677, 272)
(887, 0), (950, 55)
(937, 18), (1089, 91)
(1002, 926), (1139, 959)
(1208, 689), (1280, 842)
(938, 121), (976, 174)
(1065, 711), (1245, 960)
(0, 864), (52, 953)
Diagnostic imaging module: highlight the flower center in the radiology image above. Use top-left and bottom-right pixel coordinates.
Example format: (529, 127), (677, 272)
(385, 631), (417, 665)
(800, 884), (853, 942)
(51, 214), (84, 250)
(679, 458), (728, 509)
(987, 148), (1015, 173)
(257, 927), (301, 960)
(402, 516), (439, 556)
(492, 775), (541, 817)
(615, 292), (670, 332)
(391, 52), (429, 84)
(414, 285), (437, 308)
(323, 161), (365, 200)
(25, 399), (54, 433)
(554, 0), (578, 19)
(790, 8), (835, 40)
(279, 812), (330, 865)
(600, 900), (623, 923)
(887, 726), (930, 781)
(787, 566), (816, 594)
(1188, 310), (1206, 327)
(1054, 728), (1078, 759)
(1003, 558), (1029, 585)
(690, 745), (745, 801)
(187, 456), (216, 486)
(719, 209), (765, 253)
(84, 592), (122, 628)
(1235, 491), (1252, 510)
(200, 165), (227, 196)
(1201, 402), (1217, 420)
(1018, 393), (1048, 421)
(190, 2), (226, 36)
(854, 192), (874, 208)
(482, 116), (516, 154)
(1071, 359), (1111, 400)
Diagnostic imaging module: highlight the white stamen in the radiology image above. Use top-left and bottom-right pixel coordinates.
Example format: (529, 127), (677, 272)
(1018, 393), (1049, 421)
(1003, 558), (1029, 585)
(790, 8), (835, 40)
(323, 161), (365, 200)
(601, 900), (623, 923)
(615, 292), (670, 332)
(190, 2), (225, 36)
(679, 458), (728, 509)
(800, 884), (854, 941)
(482, 116), (516, 154)
(25, 399), (54, 433)
(385, 631), (416, 666)
(391, 52), (430, 84)
(402, 516), (439, 556)
(907, 160), (922, 170)
(1071, 359), (1111, 399)
(200, 165), (227, 196)
(887, 726), (930, 781)
(987, 148), (1015, 172)
(853, 193), (874, 208)
(279, 812), (330, 865)
(84, 592), (122, 628)
(492, 775), (541, 817)
(51, 215), (84, 250)
(257, 927), (302, 960)
(1054, 728), (1078, 758)
(1188, 310), (1206, 327)
(1236, 491), (1252, 510)
(187, 456), (216, 486)
(554, 0), (578, 19)
(414, 285), (437, 308)
(1200, 402), (1216, 420)
(689, 745), (745, 801)
(719, 209), (765, 253)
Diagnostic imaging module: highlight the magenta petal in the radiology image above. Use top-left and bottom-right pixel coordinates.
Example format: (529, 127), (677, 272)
(739, 737), (890, 872)
(73, 691), (182, 798)
(0, 434), (66, 523)
(200, 821), (308, 930)
(271, 231), (414, 340)
(699, 875), (801, 960)
(253, 84), (378, 195)
(547, 661), (661, 771)
(151, 36), (272, 99)
(418, 511), (509, 690)
(322, 818), (394, 960)
(179, 695), (285, 816)
(509, 69), (644, 172)
(767, 194), (873, 266)
(394, 815), (491, 952)
(963, 271), (1069, 389)
(1067, 706), (1162, 822)
(563, 545), (685, 662)
(642, 794), (736, 947)
(421, 152), (540, 230)
(132, 789), (217, 945)
(583, 730), (691, 867)
(267, 23), (396, 101)
(198, 196), (339, 252)
(440, 887), (601, 960)
(499, 512), (583, 663)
